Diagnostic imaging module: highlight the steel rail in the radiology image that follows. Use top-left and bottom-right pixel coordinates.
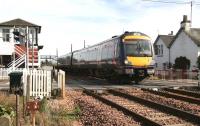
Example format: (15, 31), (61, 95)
(141, 88), (200, 105)
(108, 89), (200, 124)
(163, 88), (200, 98)
(83, 89), (162, 126)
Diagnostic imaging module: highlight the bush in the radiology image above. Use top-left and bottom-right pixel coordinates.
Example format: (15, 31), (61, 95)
(39, 97), (48, 113)
(0, 105), (14, 117)
(174, 56), (190, 69)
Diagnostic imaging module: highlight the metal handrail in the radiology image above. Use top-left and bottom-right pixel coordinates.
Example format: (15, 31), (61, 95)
(8, 54), (26, 68)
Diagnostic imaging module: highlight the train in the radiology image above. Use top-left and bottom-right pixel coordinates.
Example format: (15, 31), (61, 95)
(57, 31), (155, 83)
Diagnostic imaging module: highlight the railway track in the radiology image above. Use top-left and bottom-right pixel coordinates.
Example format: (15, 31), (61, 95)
(180, 86), (200, 93)
(163, 88), (200, 99)
(141, 88), (200, 105)
(69, 76), (200, 125)
(121, 88), (200, 115)
(83, 89), (199, 126)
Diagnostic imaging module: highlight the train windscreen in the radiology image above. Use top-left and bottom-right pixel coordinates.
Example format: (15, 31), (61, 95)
(125, 40), (152, 57)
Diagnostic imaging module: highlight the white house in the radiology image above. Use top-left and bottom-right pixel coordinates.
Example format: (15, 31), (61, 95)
(154, 15), (200, 70)
(154, 34), (174, 70)
(170, 15), (200, 70)
(0, 18), (43, 68)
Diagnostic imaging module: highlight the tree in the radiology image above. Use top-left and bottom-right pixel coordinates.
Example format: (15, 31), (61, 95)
(174, 56), (190, 70)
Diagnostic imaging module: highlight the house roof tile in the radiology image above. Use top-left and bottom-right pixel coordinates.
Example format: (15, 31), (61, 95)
(169, 28), (200, 47)
(185, 28), (200, 46)
(154, 35), (174, 48)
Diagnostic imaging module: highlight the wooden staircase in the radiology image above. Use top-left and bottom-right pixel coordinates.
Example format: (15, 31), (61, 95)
(8, 44), (39, 69)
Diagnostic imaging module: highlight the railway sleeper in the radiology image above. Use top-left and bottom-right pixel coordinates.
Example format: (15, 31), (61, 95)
(142, 88), (200, 105)
(108, 89), (200, 125)
(101, 91), (193, 126)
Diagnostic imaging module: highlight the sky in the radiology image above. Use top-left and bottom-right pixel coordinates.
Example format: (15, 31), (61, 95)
(0, 0), (200, 56)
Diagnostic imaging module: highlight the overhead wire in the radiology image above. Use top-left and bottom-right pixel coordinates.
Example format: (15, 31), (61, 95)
(142, 0), (190, 4)
(142, 0), (200, 5)
(142, 0), (200, 26)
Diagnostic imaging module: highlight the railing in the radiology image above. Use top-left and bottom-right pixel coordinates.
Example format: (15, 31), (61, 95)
(7, 54), (26, 69)
(0, 68), (9, 80)
(28, 48), (38, 64)
(15, 45), (26, 57)
(9, 45), (40, 69)
(154, 69), (198, 82)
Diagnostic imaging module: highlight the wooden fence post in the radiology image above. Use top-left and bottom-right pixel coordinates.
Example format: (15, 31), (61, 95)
(58, 70), (65, 98)
(62, 71), (65, 98)
(27, 75), (30, 102)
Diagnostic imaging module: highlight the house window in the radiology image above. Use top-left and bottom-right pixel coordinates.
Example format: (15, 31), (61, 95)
(14, 28), (26, 43)
(2, 29), (10, 42)
(161, 45), (163, 55)
(155, 44), (163, 56)
(158, 45), (160, 55)
(19, 28), (25, 35)
(154, 45), (158, 55)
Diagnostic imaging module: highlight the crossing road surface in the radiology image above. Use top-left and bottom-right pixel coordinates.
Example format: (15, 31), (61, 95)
(65, 76), (198, 89)
(135, 79), (198, 88)
(0, 78), (198, 90)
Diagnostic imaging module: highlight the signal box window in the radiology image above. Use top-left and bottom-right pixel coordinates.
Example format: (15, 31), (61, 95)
(2, 29), (10, 42)
(30, 29), (35, 44)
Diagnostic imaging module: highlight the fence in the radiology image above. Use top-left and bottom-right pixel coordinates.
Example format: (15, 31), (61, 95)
(155, 69), (198, 81)
(23, 69), (52, 97)
(0, 68), (24, 80)
(0, 68), (52, 97)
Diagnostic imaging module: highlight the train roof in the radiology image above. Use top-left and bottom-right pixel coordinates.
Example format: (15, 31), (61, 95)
(123, 31), (150, 38)
(73, 35), (120, 53)
(59, 52), (72, 58)
(72, 31), (150, 53)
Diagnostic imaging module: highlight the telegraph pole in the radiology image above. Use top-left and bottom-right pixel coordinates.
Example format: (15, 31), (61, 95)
(56, 48), (58, 82)
(190, 1), (193, 26)
(13, 26), (16, 71)
(56, 48), (58, 68)
(71, 44), (72, 53)
(26, 26), (30, 102)
(142, 0), (200, 27)
(84, 40), (85, 48)
(26, 26), (29, 71)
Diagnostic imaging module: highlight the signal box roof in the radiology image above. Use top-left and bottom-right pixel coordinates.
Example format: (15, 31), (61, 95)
(0, 18), (41, 33)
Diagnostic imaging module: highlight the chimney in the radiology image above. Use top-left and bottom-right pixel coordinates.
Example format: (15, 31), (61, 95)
(168, 31), (173, 35)
(180, 15), (191, 31)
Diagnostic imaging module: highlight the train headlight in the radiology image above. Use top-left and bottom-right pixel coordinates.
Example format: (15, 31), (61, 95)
(150, 60), (155, 66)
(124, 59), (132, 65)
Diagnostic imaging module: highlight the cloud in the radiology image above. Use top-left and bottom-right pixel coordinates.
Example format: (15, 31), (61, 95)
(0, 0), (200, 56)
